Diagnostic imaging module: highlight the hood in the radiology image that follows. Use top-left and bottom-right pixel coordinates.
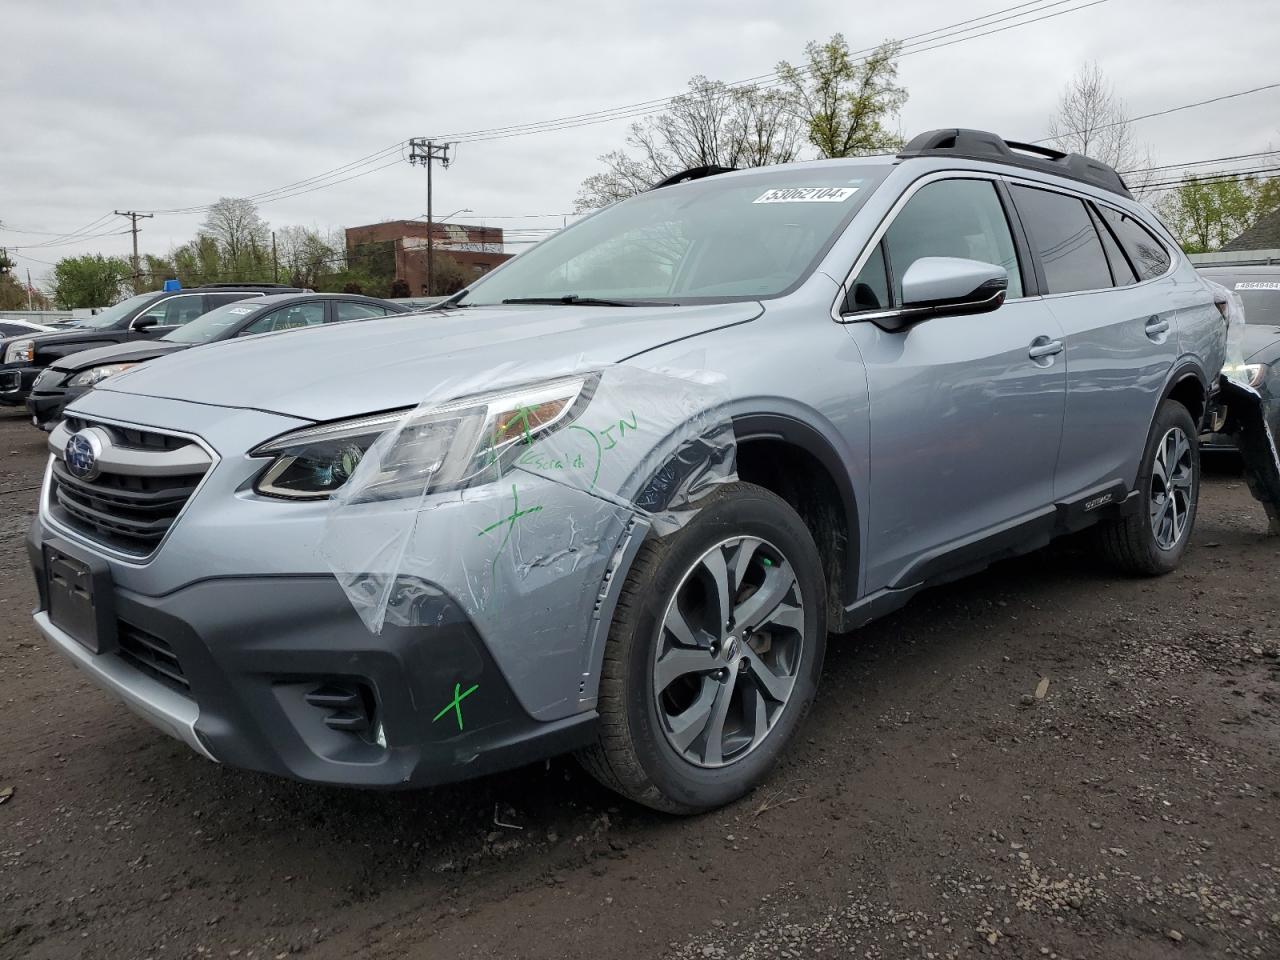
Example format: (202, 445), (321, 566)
(1244, 323), (1280, 363)
(4, 327), (118, 353)
(51, 339), (186, 372)
(96, 302), (761, 421)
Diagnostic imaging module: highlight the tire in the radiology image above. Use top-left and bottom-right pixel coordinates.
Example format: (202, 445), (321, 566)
(1094, 399), (1201, 575)
(578, 482), (827, 814)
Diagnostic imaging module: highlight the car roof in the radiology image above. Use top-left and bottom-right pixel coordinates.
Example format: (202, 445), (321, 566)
(231, 292), (398, 308)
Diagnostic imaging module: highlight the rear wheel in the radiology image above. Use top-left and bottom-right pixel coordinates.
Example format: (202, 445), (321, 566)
(579, 482), (827, 814)
(1094, 399), (1200, 575)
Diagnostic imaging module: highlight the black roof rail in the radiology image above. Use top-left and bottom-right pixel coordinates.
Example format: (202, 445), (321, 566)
(898, 128), (1132, 199)
(649, 165), (737, 190)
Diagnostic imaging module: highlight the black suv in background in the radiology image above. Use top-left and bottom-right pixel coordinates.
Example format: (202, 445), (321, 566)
(26, 293), (410, 429)
(0, 283), (303, 411)
(1198, 265), (1280, 450)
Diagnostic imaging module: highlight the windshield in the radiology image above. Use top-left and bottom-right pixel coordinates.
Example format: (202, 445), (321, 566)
(162, 300), (265, 344)
(65, 293), (157, 330)
(1231, 281), (1280, 326)
(460, 165), (889, 306)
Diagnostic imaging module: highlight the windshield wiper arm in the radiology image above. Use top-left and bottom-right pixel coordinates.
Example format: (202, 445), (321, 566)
(501, 295), (671, 307)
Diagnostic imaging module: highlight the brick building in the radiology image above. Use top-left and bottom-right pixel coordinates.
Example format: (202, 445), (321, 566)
(344, 220), (513, 295)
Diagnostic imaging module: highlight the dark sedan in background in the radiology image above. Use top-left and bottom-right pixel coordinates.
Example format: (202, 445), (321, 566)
(1199, 265), (1280, 450)
(0, 283), (303, 410)
(26, 292), (410, 429)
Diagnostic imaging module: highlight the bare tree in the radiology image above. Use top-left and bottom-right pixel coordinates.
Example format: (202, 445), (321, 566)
(198, 197), (271, 275)
(1047, 62), (1157, 194)
(575, 77), (804, 211)
(274, 225), (340, 288)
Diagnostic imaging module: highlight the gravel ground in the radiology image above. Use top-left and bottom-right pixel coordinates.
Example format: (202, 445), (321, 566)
(0, 404), (1277, 960)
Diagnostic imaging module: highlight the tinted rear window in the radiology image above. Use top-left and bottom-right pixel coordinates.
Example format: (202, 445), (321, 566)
(1219, 279), (1280, 326)
(1097, 206), (1170, 280)
(1011, 185), (1112, 294)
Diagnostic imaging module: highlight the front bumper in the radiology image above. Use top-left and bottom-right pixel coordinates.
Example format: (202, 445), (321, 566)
(0, 363), (37, 406)
(26, 382), (80, 431)
(27, 527), (599, 788)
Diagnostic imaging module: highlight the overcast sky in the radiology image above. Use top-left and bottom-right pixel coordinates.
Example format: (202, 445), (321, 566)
(2, 0), (1277, 284)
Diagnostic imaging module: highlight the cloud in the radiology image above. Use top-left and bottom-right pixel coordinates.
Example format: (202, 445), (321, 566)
(3, 0), (1276, 281)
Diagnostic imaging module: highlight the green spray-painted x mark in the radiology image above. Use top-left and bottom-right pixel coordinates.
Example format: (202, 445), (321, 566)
(432, 682), (479, 731)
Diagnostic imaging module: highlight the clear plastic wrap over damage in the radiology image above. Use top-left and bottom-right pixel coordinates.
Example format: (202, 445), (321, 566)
(318, 360), (736, 635)
(1205, 278), (1280, 535)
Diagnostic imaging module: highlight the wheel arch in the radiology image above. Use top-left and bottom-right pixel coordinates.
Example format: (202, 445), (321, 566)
(730, 413), (861, 627)
(1161, 359), (1210, 429)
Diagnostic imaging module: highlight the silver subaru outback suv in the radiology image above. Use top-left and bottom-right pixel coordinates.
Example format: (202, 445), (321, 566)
(29, 129), (1226, 813)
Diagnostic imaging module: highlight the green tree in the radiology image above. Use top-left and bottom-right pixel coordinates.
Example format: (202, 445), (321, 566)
(131, 253), (179, 293)
(1158, 174), (1280, 253)
(49, 254), (132, 308)
(776, 35), (907, 159)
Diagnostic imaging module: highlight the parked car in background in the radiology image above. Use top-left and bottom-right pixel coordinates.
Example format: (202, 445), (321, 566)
(0, 283), (303, 410)
(0, 318), (57, 339)
(1197, 265), (1280, 450)
(28, 129), (1226, 813)
(26, 293), (410, 429)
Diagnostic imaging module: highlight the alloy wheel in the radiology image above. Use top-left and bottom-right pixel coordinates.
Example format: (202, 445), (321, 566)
(652, 536), (805, 769)
(1150, 426), (1194, 550)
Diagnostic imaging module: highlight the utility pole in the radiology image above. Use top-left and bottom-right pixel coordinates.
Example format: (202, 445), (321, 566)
(271, 230), (279, 283)
(408, 139), (454, 296)
(114, 210), (154, 288)
(26, 269), (33, 311)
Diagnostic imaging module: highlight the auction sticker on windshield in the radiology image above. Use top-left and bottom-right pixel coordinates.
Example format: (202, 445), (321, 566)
(753, 186), (858, 203)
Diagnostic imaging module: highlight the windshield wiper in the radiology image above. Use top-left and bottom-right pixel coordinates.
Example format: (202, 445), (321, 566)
(501, 295), (673, 307)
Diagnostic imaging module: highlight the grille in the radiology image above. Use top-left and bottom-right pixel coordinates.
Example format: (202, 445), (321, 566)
(117, 620), (189, 692)
(48, 420), (211, 557)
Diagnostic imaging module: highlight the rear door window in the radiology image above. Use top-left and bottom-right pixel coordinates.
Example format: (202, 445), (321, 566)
(243, 301), (326, 334)
(1096, 206), (1171, 280)
(334, 301), (389, 322)
(1010, 185), (1112, 294)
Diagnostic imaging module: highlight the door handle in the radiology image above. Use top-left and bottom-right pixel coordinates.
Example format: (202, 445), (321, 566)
(1028, 337), (1064, 360)
(1145, 317), (1171, 336)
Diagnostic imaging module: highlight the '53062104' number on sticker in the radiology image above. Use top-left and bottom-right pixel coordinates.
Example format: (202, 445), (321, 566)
(753, 186), (858, 204)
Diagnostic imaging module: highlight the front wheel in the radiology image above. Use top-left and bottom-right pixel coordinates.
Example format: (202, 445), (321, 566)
(1094, 399), (1200, 575)
(578, 482), (827, 814)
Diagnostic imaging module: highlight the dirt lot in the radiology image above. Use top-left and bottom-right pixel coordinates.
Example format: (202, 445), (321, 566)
(1, 404), (1278, 960)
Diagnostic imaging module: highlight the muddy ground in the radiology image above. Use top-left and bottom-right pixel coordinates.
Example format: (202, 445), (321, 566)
(0, 403), (1277, 960)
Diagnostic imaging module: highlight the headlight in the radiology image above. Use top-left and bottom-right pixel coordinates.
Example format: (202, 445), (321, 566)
(4, 339), (34, 364)
(1222, 361), (1268, 389)
(68, 362), (141, 388)
(250, 374), (593, 500)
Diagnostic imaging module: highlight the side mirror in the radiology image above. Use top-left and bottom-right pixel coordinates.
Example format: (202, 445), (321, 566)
(132, 315), (160, 331)
(865, 257), (1008, 332)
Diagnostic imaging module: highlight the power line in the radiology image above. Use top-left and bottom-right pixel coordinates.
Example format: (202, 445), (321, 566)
(427, 0), (1077, 143)
(1143, 165), (1280, 191)
(1036, 81), (1280, 145)
(442, 0), (1111, 145)
(1120, 148), (1280, 175)
(105, 0), (1104, 218)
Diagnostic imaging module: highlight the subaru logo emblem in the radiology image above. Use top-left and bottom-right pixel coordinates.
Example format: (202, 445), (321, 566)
(65, 431), (102, 481)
